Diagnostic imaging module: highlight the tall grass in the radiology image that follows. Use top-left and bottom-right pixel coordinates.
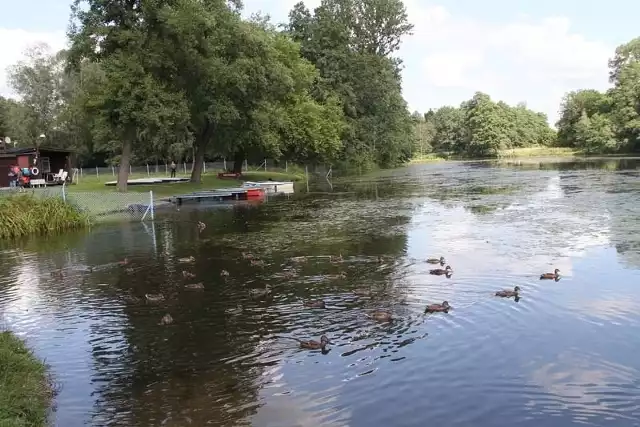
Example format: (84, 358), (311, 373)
(0, 194), (90, 240)
(0, 331), (52, 426)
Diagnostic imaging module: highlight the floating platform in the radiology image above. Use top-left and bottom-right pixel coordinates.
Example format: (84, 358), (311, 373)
(242, 181), (295, 194)
(169, 187), (265, 205)
(104, 177), (190, 186)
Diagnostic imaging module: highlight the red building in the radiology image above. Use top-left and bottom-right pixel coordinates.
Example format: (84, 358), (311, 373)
(0, 146), (74, 188)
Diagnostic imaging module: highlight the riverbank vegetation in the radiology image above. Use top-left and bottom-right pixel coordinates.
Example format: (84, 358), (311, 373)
(0, 331), (52, 426)
(0, 194), (90, 240)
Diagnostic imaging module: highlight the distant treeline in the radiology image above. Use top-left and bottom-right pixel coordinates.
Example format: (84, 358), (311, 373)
(411, 38), (640, 157)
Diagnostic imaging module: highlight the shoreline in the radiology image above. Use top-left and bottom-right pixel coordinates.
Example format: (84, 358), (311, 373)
(0, 331), (53, 427)
(410, 148), (640, 164)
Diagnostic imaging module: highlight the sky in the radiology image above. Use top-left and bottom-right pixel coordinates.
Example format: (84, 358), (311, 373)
(1, 0), (639, 125)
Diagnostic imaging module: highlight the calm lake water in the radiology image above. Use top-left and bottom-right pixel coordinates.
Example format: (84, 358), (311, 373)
(2, 158), (640, 427)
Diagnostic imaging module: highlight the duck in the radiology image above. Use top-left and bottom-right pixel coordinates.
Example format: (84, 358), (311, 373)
(426, 256), (446, 265)
(145, 293), (165, 302)
(369, 310), (393, 322)
(425, 301), (451, 313)
(303, 300), (326, 309)
(225, 305), (243, 315)
(495, 286), (520, 298)
(118, 258), (129, 266)
(290, 256), (308, 263)
(197, 221), (206, 231)
(182, 271), (196, 279)
(330, 254), (343, 264)
(178, 256), (195, 263)
(540, 269), (560, 280)
(185, 282), (204, 290)
(249, 285), (271, 297)
(241, 252), (254, 260)
(220, 269), (230, 277)
(429, 265), (452, 275)
(250, 259), (266, 267)
(159, 314), (173, 325)
(278, 335), (331, 350)
(50, 268), (64, 279)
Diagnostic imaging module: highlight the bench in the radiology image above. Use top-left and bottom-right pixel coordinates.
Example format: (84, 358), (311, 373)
(30, 179), (47, 188)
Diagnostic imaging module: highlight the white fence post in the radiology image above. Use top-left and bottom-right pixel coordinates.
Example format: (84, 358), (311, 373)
(62, 181), (66, 202)
(184, 163), (187, 174)
(285, 161), (288, 172)
(244, 159), (248, 172)
(96, 166), (99, 180)
(203, 161), (206, 174)
(150, 191), (154, 220)
(223, 158), (227, 171)
(264, 158), (267, 171)
(111, 166), (115, 176)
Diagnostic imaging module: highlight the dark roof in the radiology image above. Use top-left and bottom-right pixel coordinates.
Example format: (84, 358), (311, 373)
(0, 146), (74, 155)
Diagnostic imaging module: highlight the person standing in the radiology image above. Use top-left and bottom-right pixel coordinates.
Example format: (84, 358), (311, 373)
(8, 165), (16, 188)
(170, 161), (177, 178)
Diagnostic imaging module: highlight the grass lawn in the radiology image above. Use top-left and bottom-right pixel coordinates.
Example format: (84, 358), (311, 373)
(68, 170), (305, 197)
(0, 331), (52, 427)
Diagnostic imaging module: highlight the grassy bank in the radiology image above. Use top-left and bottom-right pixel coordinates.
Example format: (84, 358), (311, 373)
(0, 331), (52, 426)
(409, 146), (580, 163)
(69, 170), (305, 196)
(496, 146), (579, 158)
(0, 194), (90, 240)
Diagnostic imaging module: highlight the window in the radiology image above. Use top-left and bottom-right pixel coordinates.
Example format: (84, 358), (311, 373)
(41, 157), (51, 173)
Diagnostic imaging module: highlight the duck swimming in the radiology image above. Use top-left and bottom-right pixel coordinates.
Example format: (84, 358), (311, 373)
(425, 301), (451, 313)
(495, 286), (520, 298)
(145, 293), (165, 302)
(178, 256), (195, 263)
(278, 335), (331, 350)
(185, 283), (204, 290)
(426, 256), (445, 265)
(220, 270), (230, 277)
(304, 300), (326, 309)
(429, 265), (452, 275)
(182, 271), (196, 279)
(249, 285), (271, 297)
(369, 310), (393, 322)
(159, 314), (173, 325)
(540, 269), (560, 280)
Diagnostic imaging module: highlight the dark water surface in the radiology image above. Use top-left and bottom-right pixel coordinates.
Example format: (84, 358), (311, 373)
(2, 158), (640, 427)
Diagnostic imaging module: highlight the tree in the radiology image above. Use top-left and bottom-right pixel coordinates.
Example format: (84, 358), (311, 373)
(556, 90), (611, 147)
(286, 0), (415, 169)
(7, 44), (65, 147)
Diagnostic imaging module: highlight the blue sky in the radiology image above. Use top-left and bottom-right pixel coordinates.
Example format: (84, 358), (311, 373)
(1, 0), (639, 124)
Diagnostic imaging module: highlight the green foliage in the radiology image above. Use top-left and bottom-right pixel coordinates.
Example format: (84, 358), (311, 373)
(0, 195), (90, 240)
(286, 0), (415, 169)
(0, 331), (52, 426)
(413, 93), (555, 157)
(556, 37), (640, 154)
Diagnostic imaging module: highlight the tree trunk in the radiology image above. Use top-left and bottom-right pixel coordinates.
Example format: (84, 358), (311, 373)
(190, 141), (205, 183)
(190, 122), (214, 183)
(117, 139), (132, 192)
(233, 150), (245, 174)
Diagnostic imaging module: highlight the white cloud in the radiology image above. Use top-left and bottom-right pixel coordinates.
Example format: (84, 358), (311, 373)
(402, 2), (613, 124)
(1, 1), (614, 125)
(0, 28), (67, 98)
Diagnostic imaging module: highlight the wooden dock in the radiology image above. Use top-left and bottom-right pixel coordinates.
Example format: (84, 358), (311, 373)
(169, 187), (265, 205)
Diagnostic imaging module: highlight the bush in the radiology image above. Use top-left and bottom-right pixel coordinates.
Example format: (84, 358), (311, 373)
(0, 194), (90, 240)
